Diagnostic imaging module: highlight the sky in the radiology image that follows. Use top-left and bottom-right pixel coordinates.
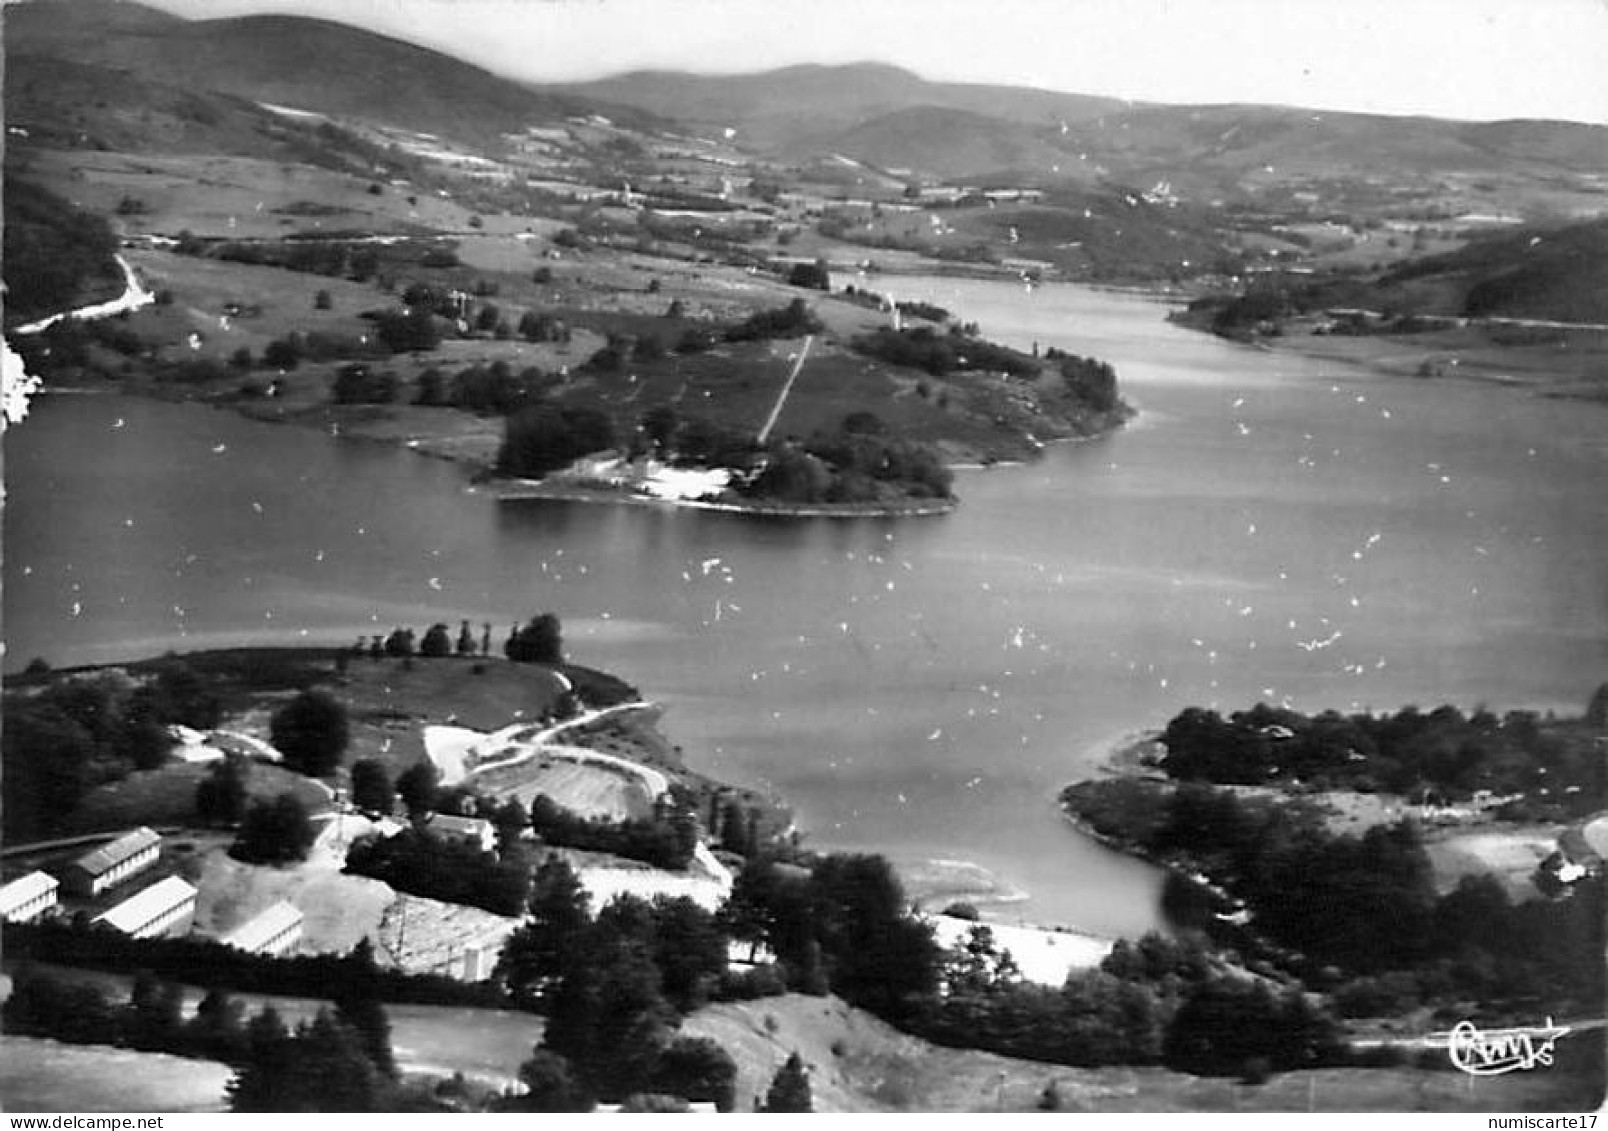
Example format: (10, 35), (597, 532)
(138, 0), (1608, 123)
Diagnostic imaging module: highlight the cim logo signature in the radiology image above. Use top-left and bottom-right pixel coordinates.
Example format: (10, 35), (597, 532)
(1425, 1018), (1572, 1076)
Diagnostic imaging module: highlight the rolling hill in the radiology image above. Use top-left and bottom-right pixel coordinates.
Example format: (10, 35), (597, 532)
(554, 62), (1608, 197)
(559, 62), (1127, 152)
(4, 0), (649, 147)
(1383, 216), (1608, 323)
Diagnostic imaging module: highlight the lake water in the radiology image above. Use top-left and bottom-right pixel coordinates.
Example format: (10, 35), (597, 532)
(7, 279), (1605, 937)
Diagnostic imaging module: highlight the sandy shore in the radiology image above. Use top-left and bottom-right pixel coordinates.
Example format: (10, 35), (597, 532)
(473, 476), (959, 518)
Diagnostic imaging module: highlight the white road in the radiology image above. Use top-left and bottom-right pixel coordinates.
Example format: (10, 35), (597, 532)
(12, 255), (156, 335)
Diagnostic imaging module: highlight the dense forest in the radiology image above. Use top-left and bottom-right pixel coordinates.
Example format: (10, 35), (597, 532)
(1159, 701), (1601, 815)
(2, 176), (122, 323)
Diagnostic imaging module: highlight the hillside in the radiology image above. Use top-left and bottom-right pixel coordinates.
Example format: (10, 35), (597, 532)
(558, 62), (1608, 205)
(1382, 216), (1608, 323)
(798, 105), (1096, 184)
(4, 0), (643, 146)
(559, 62), (1125, 152)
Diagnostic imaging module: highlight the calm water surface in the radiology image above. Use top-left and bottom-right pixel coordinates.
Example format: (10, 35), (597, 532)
(8, 279), (1605, 935)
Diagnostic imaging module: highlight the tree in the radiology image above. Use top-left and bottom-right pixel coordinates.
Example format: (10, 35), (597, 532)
(506, 1049), (592, 1112)
(350, 758), (396, 816)
(263, 337), (302, 370)
(542, 939), (674, 1101)
(229, 1008), (383, 1112)
(1587, 683), (1608, 729)
(642, 405), (679, 454)
(383, 628), (416, 658)
(787, 261), (830, 291)
(270, 690), (349, 776)
(396, 760), (441, 819)
(497, 854), (591, 1007)
(196, 755), (251, 825)
(126, 970), (184, 1050)
(505, 613), (564, 664)
(651, 1037), (737, 1112)
(314, 289), (332, 311)
(419, 623), (452, 658)
(760, 1052), (812, 1112)
(455, 620), (477, 656)
(232, 793), (317, 865)
(335, 940), (398, 1078)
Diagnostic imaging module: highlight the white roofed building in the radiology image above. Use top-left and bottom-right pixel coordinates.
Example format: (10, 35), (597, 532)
(94, 876), (197, 939)
(222, 901), (304, 956)
(0, 871), (60, 923)
(424, 813), (497, 854)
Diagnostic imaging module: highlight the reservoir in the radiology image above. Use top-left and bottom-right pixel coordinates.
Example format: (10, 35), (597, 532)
(7, 279), (1605, 937)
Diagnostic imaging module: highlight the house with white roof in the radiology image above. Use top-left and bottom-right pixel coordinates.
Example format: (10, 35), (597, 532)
(0, 871), (59, 923)
(93, 876), (197, 940)
(221, 900), (304, 956)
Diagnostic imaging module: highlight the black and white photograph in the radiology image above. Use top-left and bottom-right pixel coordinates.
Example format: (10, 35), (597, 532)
(2, 0), (1605, 1115)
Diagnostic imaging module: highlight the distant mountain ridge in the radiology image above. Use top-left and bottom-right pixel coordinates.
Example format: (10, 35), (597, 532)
(5, 0), (652, 145)
(555, 62), (1608, 191)
(7, 1), (1604, 199)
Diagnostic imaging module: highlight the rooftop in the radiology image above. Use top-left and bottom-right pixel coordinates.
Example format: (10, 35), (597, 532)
(0, 871), (59, 912)
(94, 876), (197, 934)
(71, 827), (161, 878)
(222, 900), (304, 952)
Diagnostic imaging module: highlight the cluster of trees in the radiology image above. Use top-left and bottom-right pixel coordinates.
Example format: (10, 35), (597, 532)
(350, 620), (491, 661)
(331, 363), (402, 405)
(724, 298), (822, 342)
(3, 176), (121, 322)
(269, 689), (350, 777)
(492, 857), (739, 1108)
(370, 304), (443, 353)
(415, 362), (557, 414)
(231, 793), (318, 865)
(1113, 779), (1604, 1017)
(743, 430), (953, 506)
(528, 790), (699, 872)
(1045, 348), (1121, 413)
(2, 919), (504, 1011)
(504, 613), (564, 664)
(5, 944), (405, 1112)
(497, 403), (617, 478)
(640, 408), (759, 470)
(345, 827), (534, 916)
(851, 325), (1039, 378)
(182, 237), (382, 283)
(912, 923), (1340, 1076)
(720, 853), (940, 1023)
(3, 661), (221, 839)
(785, 261), (831, 290)
(1159, 701), (1600, 807)
(895, 299), (951, 323)
(196, 756), (253, 826)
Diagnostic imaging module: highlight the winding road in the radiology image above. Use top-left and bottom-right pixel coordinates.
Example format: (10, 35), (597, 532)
(12, 254), (157, 336)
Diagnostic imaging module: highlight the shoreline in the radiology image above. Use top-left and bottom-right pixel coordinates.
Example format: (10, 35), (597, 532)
(1169, 312), (1608, 404)
(471, 475), (960, 518)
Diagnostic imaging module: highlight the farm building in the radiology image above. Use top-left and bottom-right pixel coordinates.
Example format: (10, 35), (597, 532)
(93, 876), (197, 939)
(424, 813), (497, 853)
(65, 826), (162, 897)
(221, 901), (304, 956)
(0, 871), (60, 923)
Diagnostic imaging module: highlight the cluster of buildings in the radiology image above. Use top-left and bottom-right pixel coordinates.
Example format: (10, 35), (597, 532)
(0, 825), (303, 956)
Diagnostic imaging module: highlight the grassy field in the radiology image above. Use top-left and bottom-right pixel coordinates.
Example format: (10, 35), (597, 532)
(685, 994), (1603, 1113)
(0, 1036), (234, 1113)
(64, 759), (330, 835)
